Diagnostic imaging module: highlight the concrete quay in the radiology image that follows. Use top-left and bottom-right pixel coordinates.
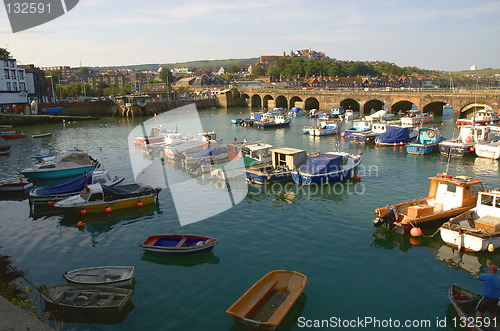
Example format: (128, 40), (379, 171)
(0, 113), (100, 126)
(0, 295), (54, 330)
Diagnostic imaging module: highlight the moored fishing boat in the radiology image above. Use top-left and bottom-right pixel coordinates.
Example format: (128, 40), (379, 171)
(63, 266), (135, 287)
(288, 107), (305, 116)
(350, 122), (388, 144)
(373, 173), (483, 234)
(407, 127), (444, 155)
(342, 120), (371, 138)
(140, 234), (217, 255)
(28, 170), (124, 206)
(400, 111), (433, 126)
(292, 152), (362, 185)
(245, 148), (308, 185)
(448, 284), (498, 331)
(375, 125), (417, 146)
(40, 284), (132, 313)
(457, 108), (500, 126)
(475, 138), (500, 159)
(440, 189), (500, 252)
(439, 125), (497, 157)
(254, 114), (291, 129)
(225, 270), (307, 330)
(134, 125), (175, 146)
(54, 183), (161, 213)
(0, 130), (25, 139)
(21, 151), (98, 180)
(0, 180), (33, 197)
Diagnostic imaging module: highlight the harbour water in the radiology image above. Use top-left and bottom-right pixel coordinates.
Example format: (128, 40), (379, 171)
(1, 107), (500, 330)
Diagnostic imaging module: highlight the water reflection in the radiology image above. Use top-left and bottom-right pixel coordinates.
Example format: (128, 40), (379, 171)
(141, 251), (220, 267)
(371, 228), (441, 253)
(43, 301), (135, 325)
(434, 243), (499, 276)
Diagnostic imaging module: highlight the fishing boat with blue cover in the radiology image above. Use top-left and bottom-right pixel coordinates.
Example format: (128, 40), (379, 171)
(288, 107), (305, 116)
(407, 127), (444, 155)
(292, 152), (362, 185)
(140, 234), (217, 255)
(375, 126), (417, 146)
(21, 151), (98, 180)
(245, 148), (308, 185)
(310, 120), (342, 136)
(28, 170), (124, 206)
(350, 123), (388, 144)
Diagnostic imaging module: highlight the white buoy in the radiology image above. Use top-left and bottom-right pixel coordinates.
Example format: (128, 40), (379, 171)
(488, 243), (495, 252)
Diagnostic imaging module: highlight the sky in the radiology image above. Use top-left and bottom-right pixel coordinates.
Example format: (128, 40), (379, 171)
(1, 0), (499, 71)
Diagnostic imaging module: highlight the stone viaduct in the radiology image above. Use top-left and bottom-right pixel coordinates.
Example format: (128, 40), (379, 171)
(236, 89), (500, 119)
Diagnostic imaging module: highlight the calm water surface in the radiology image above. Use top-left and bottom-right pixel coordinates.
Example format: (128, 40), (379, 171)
(1, 107), (500, 330)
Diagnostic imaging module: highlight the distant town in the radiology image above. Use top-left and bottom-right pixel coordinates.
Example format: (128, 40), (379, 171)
(1, 47), (499, 112)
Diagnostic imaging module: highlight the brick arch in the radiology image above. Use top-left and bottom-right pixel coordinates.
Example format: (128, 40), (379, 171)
(422, 101), (446, 116)
(251, 94), (262, 108)
(275, 95), (288, 109)
(363, 99), (384, 114)
(263, 95), (274, 109)
(290, 96), (303, 109)
(460, 102), (495, 119)
(241, 93), (250, 107)
(391, 100), (415, 113)
(305, 97), (319, 110)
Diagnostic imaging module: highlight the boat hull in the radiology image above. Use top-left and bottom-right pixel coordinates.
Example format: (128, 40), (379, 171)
(245, 169), (291, 185)
(21, 166), (96, 180)
(140, 235), (217, 255)
(63, 266), (135, 287)
(440, 226), (500, 252)
(407, 143), (439, 155)
(439, 143), (475, 157)
(292, 165), (360, 185)
(254, 121), (291, 129)
(57, 195), (156, 213)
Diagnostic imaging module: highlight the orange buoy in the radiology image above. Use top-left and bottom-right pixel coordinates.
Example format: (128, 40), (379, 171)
(353, 173), (361, 180)
(47, 200), (53, 206)
(393, 143), (397, 146)
(488, 243), (495, 252)
(137, 201), (143, 207)
(441, 123), (444, 126)
(341, 132), (346, 138)
(465, 136), (472, 143)
(77, 221), (84, 227)
(410, 227), (422, 237)
(20, 178), (23, 182)
(469, 146), (475, 152)
(105, 206), (112, 213)
(80, 208), (87, 215)
(409, 237), (421, 245)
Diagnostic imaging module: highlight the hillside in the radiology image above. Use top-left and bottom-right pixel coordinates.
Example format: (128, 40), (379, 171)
(451, 68), (500, 76)
(99, 58), (259, 71)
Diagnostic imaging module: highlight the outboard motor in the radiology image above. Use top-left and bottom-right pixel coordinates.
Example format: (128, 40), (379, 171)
(374, 206), (399, 228)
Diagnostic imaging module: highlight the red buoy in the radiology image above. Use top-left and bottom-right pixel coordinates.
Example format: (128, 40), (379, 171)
(341, 132), (346, 138)
(80, 208), (87, 215)
(48, 200), (53, 206)
(105, 206), (112, 213)
(77, 221), (84, 227)
(469, 146), (475, 152)
(137, 201), (143, 208)
(353, 173), (361, 180)
(410, 227), (422, 237)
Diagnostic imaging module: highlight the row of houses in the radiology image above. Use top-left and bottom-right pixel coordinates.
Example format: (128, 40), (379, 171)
(1, 56), (49, 105)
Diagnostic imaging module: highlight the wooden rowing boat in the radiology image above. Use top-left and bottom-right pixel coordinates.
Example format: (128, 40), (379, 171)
(40, 284), (132, 313)
(63, 266), (135, 287)
(32, 132), (52, 138)
(140, 234), (217, 255)
(0, 181), (33, 197)
(448, 284), (500, 331)
(226, 270), (307, 329)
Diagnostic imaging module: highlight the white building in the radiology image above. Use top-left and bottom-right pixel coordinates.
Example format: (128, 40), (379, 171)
(470, 65), (477, 71)
(0, 57), (28, 105)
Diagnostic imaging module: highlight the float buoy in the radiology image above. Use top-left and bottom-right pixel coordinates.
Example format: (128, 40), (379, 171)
(353, 173), (361, 180)
(105, 206), (112, 213)
(469, 146), (475, 152)
(488, 243), (495, 252)
(465, 136), (472, 143)
(48, 200), (53, 206)
(410, 227), (422, 237)
(77, 221), (84, 227)
(80, 208), (87, 215)
(137, 201), (143, 208)
(341, 132), (346, 138)
(393, 143), (397, 146)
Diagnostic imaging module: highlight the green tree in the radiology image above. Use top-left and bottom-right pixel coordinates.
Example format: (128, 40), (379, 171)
(220, 73), (234, 81)
(266, 67), (280, 79)
(226, 65), (238, 74)
(251, 65), (266, 78)
(0, 48), (11, 58)
(159, 68), (174, 85)
(77, 67), (89, 74)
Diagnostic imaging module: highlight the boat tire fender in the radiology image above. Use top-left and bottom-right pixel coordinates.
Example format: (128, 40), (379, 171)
(427, 130), (435, 138)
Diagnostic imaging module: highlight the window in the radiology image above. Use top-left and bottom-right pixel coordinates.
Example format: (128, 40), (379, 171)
(6, 82), (10, 91)
(11, 70), (16, 79)
(495, 197), (500, 209)
(4, 69), (9, 79)
(10, 61), (14, 68)
(12, 82), (17, 91)
(471, 183), (484, 196)
(19, 82), (25, 91)
(447, 183), (457, 193)
(3, 60), (8, 67)
(481, 194), (494, 206)
(18, 71), (24, 79)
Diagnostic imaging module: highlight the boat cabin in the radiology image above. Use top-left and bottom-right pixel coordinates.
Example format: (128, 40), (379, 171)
(426, 174), (483, 212)
(80, 184), (104, 202)
(416, 128), (440, 144)
(458, 126), (491, 144)
(274, 115), (288, 124)
(243, 143), (273, 163)
(251, 112), (263, 120)
(352, 120), (371, 130)
(271, 148), (307, 171)
(371, 123), (388, 134)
